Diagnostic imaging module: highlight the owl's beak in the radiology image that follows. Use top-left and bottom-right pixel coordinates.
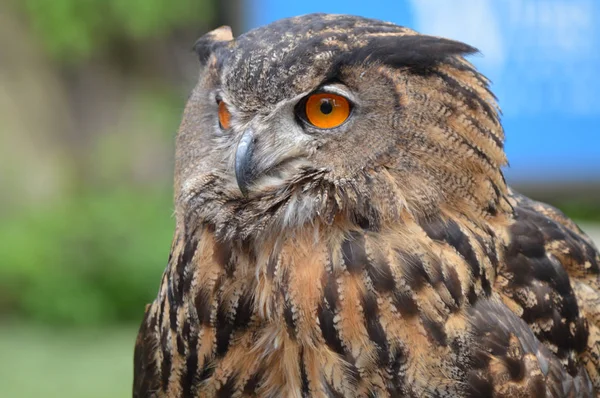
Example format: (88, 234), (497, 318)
(235, 128), (256, 196)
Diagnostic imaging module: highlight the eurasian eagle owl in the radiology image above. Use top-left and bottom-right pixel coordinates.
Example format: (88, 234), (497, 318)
(134, 14), (600, 397)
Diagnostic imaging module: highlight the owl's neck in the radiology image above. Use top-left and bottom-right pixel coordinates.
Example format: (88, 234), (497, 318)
(160, 206), (507, 329)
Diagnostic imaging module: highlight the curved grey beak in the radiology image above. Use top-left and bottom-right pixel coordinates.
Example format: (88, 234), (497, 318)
(235, 129), (256, 196)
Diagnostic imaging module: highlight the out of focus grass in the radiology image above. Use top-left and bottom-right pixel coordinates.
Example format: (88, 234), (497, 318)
(0, 323), (137, 398)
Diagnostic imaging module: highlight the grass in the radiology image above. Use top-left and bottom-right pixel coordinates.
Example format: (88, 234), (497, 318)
(0, 323), (137, 398)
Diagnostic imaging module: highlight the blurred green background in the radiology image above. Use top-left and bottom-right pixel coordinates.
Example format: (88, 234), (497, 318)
(0, 1), (598, 397)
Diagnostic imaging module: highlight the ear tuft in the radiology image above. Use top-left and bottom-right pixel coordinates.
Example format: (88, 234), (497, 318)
(193, 26), (234, 64)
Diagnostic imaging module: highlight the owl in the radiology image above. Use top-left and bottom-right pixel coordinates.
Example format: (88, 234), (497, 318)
(133, 14), (600, 397)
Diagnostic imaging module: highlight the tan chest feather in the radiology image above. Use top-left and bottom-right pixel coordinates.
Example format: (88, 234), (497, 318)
(142, 217), (495, 397)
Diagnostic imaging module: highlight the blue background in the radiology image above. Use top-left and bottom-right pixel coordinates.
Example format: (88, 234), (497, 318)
(247, 0), (600, 183)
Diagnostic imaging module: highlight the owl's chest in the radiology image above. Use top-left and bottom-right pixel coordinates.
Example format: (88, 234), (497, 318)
(177, 268), (397, 398)
(194, 245), (339, 395)
(150, 223), (493, 397)
(156, 232), (396, 396)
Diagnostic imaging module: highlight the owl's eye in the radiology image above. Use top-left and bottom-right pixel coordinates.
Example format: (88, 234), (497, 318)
(217, 100), (231, 129)
(303, 93), (351, 129)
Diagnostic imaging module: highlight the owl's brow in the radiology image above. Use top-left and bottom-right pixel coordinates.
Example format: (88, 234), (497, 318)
(316, 35), (477, 82)
(310, 83), (357, 104)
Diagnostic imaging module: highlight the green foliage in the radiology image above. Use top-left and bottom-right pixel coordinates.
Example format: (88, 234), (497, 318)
(3, 0), (213, 326)
(0, 188), (174, 325)
(20, 0), (214, 61)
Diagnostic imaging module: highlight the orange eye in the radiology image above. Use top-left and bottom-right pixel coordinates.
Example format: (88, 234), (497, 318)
(218, 100), (231, 129)
(304, 93), (351, 129)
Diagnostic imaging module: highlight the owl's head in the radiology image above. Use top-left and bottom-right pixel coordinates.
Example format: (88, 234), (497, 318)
(175, 14), (509, 241)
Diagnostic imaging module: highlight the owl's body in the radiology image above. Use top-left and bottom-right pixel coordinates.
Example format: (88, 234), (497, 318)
(133, 14), (600, 397)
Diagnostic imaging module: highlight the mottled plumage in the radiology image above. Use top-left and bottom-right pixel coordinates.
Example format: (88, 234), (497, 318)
(133, 14), (600, 397)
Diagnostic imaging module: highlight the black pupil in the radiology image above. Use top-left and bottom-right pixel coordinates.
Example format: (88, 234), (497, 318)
(320, 100), (334, 115)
